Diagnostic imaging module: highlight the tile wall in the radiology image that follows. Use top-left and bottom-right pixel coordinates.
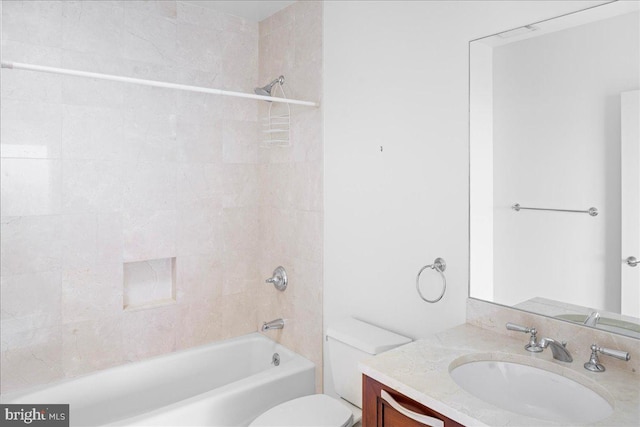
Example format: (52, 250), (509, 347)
(256, 1), (324, 392)
(0, 0), (323, 394)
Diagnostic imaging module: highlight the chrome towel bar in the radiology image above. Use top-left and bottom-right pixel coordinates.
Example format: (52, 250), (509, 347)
(512, 203), (598, 217)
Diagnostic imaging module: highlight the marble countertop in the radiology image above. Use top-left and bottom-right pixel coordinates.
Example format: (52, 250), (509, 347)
(359, 323), (640, 426)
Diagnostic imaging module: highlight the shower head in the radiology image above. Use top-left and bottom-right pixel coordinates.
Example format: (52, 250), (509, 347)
(254, 75), (285, 97)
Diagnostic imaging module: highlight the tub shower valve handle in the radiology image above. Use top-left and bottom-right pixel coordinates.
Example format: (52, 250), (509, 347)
(265, 266), (287, 291)
(584, 344), (630, 372)
(506, 322), (543, 352)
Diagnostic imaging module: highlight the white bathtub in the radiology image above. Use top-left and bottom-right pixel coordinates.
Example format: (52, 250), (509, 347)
(1, 333), (315, 426)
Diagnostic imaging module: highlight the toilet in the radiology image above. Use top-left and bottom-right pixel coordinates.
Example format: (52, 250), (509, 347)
(249, 317), (412, 427)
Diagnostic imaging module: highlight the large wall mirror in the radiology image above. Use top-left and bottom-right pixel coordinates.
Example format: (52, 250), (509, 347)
(469, 1), (640, 339)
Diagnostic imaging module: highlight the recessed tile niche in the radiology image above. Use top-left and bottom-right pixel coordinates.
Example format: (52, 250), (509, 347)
(123, 258), (176, 310)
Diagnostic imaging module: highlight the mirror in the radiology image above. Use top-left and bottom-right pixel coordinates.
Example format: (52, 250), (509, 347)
(469, 1), (640, 339)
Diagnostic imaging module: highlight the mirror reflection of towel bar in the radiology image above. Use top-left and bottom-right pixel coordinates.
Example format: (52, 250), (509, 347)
(511, 203), (598, 217)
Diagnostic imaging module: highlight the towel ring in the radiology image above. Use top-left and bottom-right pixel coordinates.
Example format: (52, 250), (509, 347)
(416, 257), (447, 303)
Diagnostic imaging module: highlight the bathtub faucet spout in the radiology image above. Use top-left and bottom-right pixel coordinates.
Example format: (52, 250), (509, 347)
(262, 318), (285, 331)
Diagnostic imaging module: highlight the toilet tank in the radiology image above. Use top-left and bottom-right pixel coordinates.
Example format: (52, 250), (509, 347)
(326, 318), (411, 408)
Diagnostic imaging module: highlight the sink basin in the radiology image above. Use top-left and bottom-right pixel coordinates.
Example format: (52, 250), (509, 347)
(555, 313), (640, 339)
(450, 358), (613, 423)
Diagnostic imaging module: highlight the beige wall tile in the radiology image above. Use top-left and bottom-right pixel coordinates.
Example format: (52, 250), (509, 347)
(1, 1), (63, 47)
(125, 1), (177, 20)
(62, 316), (124, 376)
(61, 160), (125, 213)
(61, 1), (124, 56)
(122, 304), (179, 361)
(176, 117), (223, 163)
(177, 204), (223, 257)
(1, 272), (61, 331)
(1, 216), (62, 276)
(62, 105), (125, 160)
(0, 0), (323, 395)
(62, 267), (123, 324)
(0, 99), (62, 159)
(258, 0), (324, 391)
(123, 9), (177, 66)
(123, 210), (177, 262)
(0, 158), (62, 216)
(0, 326), (63, 393)
(176, 2), (224, 30)
(175, 255), (222, 304)
(122, 161), (177, 211)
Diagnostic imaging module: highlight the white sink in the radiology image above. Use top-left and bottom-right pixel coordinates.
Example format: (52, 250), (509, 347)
(449, 358), (613, 424)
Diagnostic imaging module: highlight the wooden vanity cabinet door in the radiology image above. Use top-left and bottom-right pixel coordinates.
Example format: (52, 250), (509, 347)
(363, 375), (465, 427)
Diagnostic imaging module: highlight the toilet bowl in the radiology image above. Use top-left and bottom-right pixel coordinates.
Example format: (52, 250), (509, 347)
(249, 394), (353, 427)
(249, 318), (411, 427)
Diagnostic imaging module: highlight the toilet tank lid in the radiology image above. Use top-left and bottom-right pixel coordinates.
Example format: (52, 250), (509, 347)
(326, 318), (412, 355)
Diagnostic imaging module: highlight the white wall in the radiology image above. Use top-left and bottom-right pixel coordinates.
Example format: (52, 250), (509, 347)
(492, 12), (639, 311)
(469, 43), (494, 301)
(621, 90), (640, 317)
(323, 0), (605, 395)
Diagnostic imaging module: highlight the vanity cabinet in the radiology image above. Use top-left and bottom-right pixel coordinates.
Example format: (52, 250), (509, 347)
(363, 375), (464, 427)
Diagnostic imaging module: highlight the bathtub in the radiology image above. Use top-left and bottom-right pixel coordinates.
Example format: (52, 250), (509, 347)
(1, 333), (315, 426)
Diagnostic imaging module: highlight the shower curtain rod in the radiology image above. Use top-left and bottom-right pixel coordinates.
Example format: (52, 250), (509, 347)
(0, 61), (318, 107)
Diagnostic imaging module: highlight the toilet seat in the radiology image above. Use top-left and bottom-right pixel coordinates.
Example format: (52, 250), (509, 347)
(249, 394), (353, 427)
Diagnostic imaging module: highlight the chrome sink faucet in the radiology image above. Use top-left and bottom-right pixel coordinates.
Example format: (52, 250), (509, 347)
(583, 311), (600, 327)
(539, 337), (573, 362)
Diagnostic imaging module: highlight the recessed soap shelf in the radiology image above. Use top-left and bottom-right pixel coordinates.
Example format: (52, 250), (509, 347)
(123, 257), (176, 310)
